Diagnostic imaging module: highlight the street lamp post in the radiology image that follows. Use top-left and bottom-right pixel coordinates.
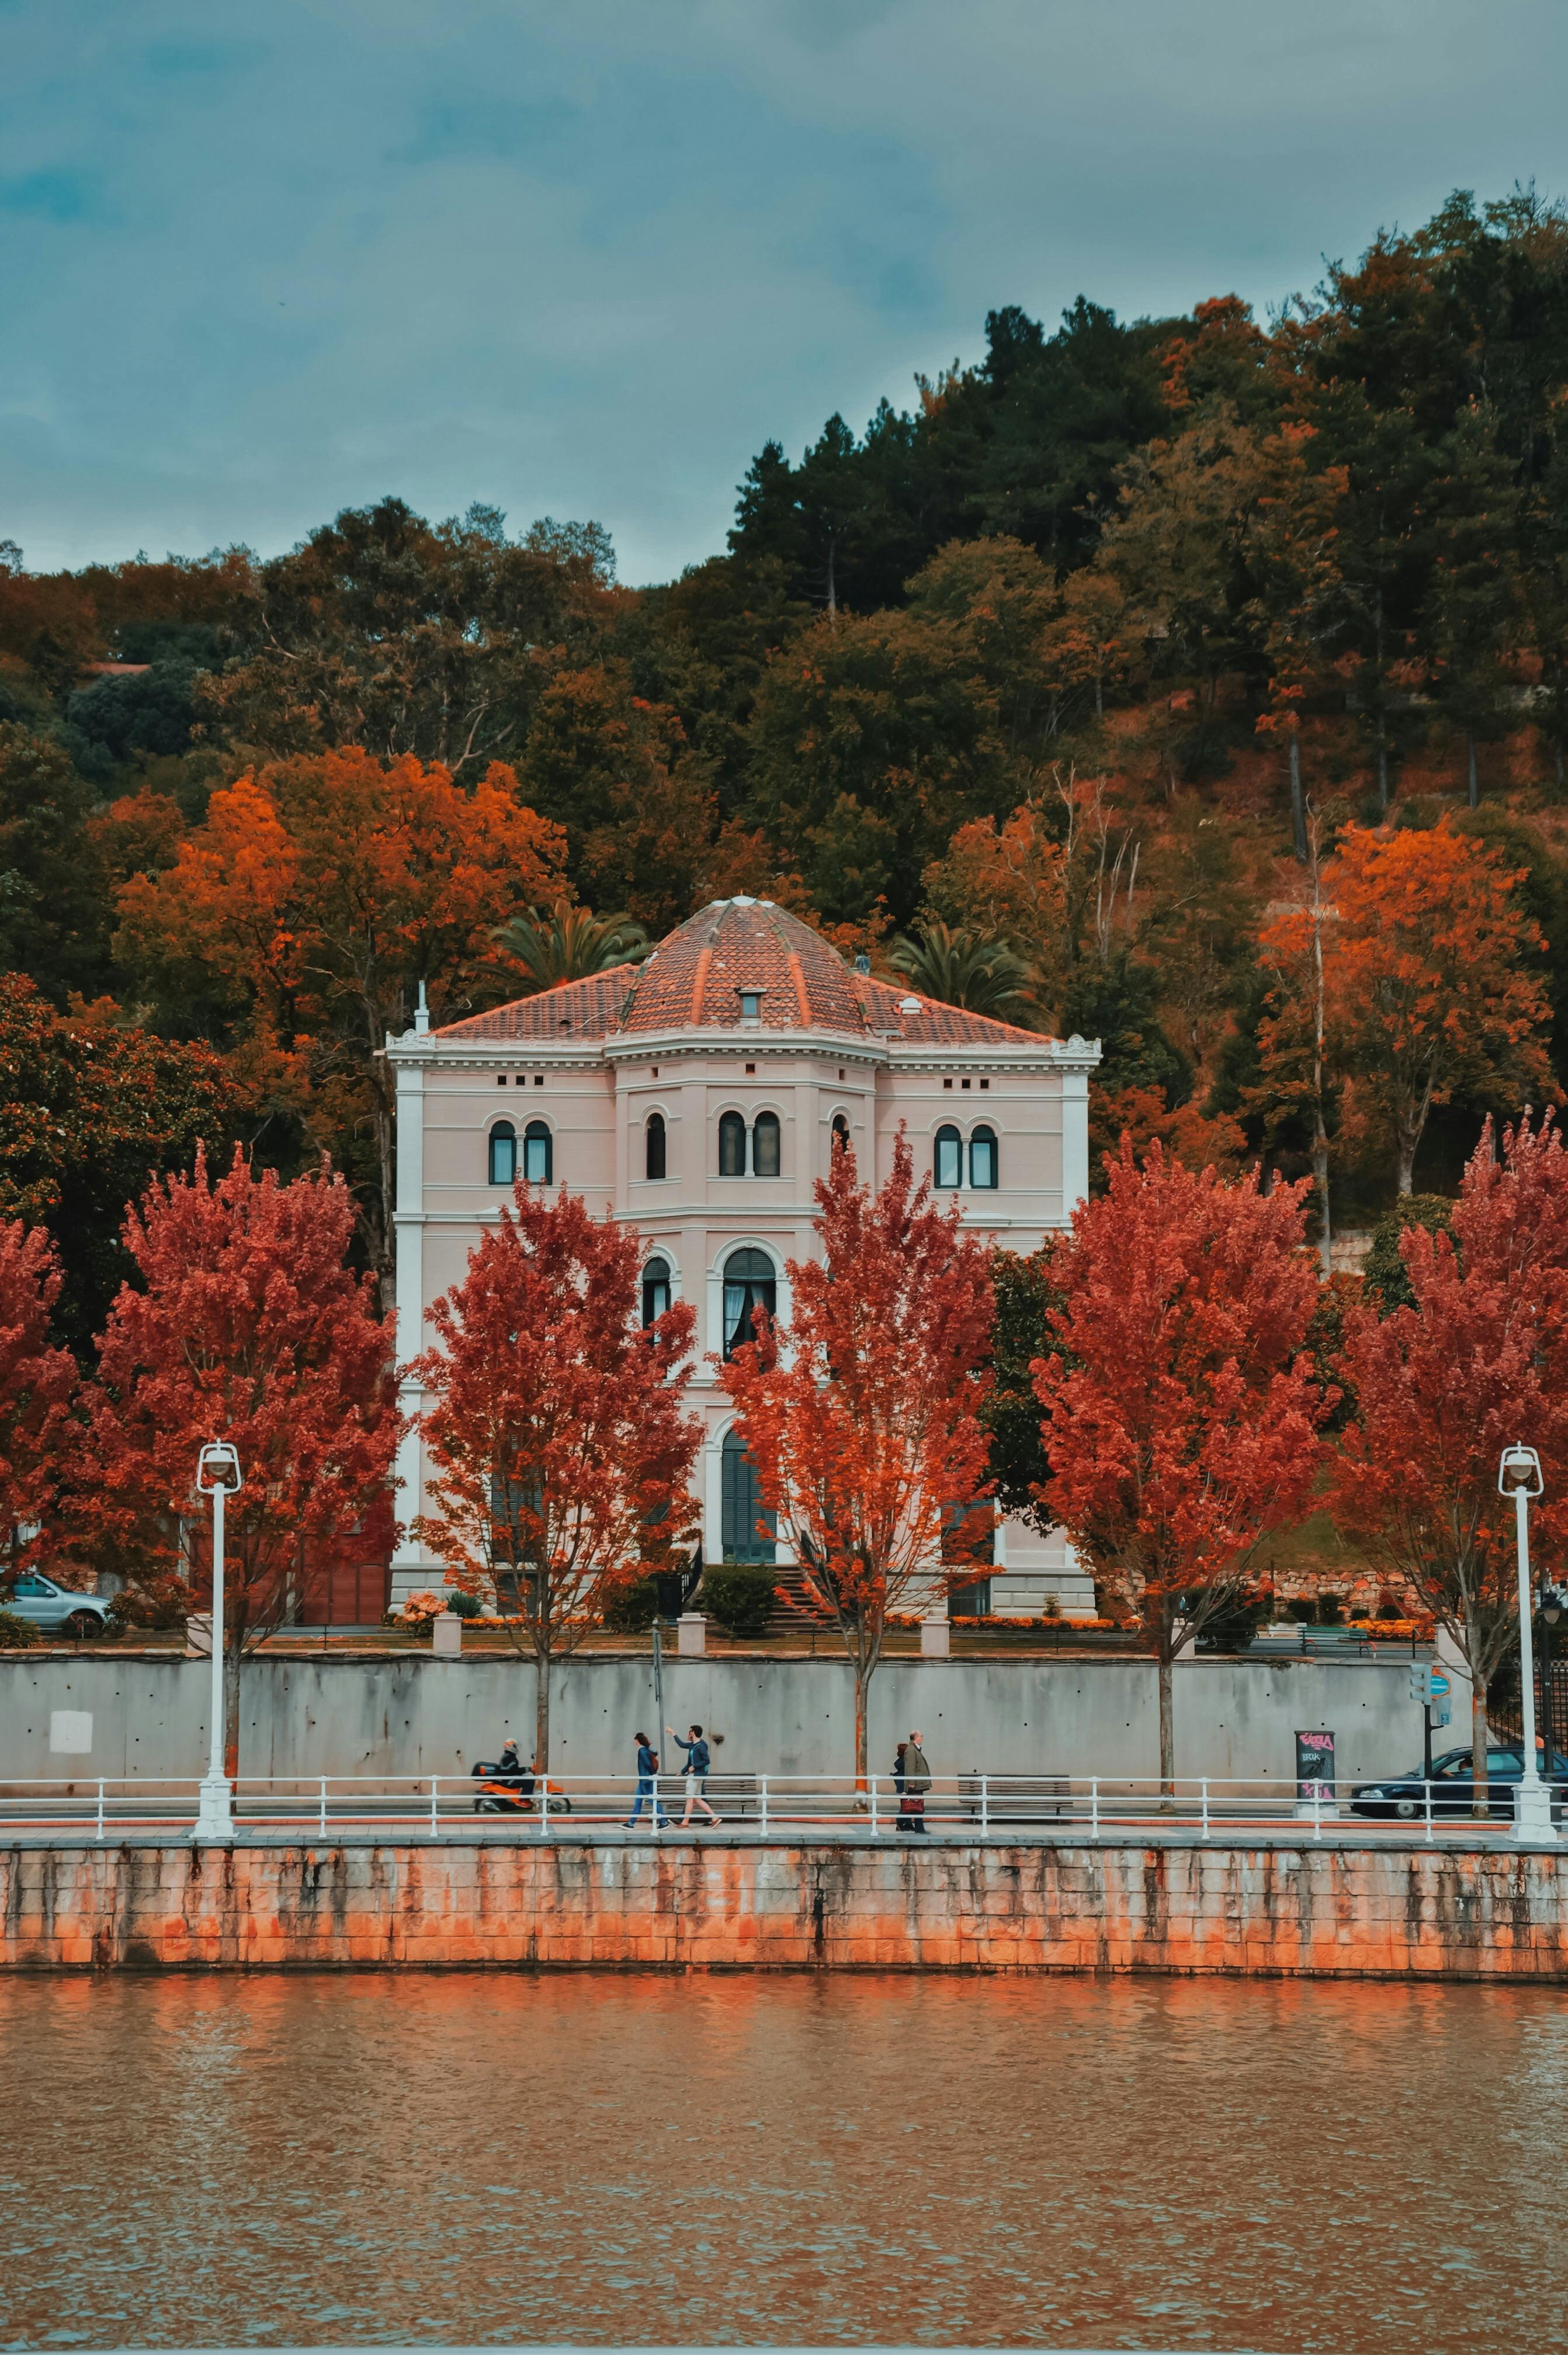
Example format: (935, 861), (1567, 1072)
(1498, 1443), (1558, 1846)
(193, 1442), (242, 1843)
(1541, 1583), (1567, 1779)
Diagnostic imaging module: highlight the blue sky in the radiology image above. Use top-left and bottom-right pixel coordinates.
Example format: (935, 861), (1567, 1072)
(6, 0), (1568, 584)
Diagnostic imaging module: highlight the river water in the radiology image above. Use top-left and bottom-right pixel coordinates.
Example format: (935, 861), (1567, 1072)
(2, 1973), (1564, 2354)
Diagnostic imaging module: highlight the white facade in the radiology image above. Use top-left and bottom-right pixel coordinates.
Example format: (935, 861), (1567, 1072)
(388, 898), (1100, 1613)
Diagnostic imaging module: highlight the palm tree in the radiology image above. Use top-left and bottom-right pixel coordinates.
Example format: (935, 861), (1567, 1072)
(887, 923), (1040, 1024)
(494, 899), (650, 991)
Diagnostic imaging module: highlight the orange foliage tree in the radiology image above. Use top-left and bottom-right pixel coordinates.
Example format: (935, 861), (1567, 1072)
(1327, 818), (1551, 1194)
(720, 1133), (994, 1785)
(0, 1222), (77, 1574)
(1330, 1116), (1568, 1810)
(1034, 1141), (1328, 1789)
(412, 1187), (701, 1767)
(115, 747), (568, 1296)
(77, 1150), (398, 1765)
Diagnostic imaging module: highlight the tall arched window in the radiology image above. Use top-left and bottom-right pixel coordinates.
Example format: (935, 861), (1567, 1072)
(934, 1124), (962, 1189)
(723, 1246), (776, 1358)
(969, 1125), (998, 1190)
(752, 1110), (781, 1178)
(721, 1426), (776, 1562)
(523, 1120), (553, 1185)
(718, 1110), (747, 1176)
(645, 1111), (667, 1181)
(831, 1113), (851, 1155)
(641, 1255), (671, 1328)
(488, 1121), (516, 1185)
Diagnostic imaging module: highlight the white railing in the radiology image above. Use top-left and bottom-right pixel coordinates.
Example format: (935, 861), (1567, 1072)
(0, 1769), (1556, 1844)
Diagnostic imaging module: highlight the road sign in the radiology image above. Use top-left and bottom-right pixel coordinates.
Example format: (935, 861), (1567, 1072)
(1410, 1663), (1451, 1708)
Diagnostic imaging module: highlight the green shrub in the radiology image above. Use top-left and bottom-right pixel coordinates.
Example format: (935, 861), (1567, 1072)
(702, 1564), (777, 1640)
(1191, 1585), (1272, 1653)
(602, 1575), (660, 1635)
(1362, 1194), (1452, 1315)
(0, 1607), (42, 1649)
(445, 1589), (483, 1619)
(106, 1573), (190, 1634)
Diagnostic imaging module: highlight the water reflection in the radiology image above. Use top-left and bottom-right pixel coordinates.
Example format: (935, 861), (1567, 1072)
(1, 1974), (1564, 2353)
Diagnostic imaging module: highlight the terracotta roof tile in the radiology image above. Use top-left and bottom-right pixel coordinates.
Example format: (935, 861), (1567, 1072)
(849, 973), (1052, 1047)
(432, 966), (636, 1042)
(426, 903), (1061, 1051)
(618, 899), (866, 1035)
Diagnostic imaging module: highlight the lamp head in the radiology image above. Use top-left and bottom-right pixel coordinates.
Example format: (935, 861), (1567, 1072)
(196, 1441), (242, 1495)
(1498, 1442), (1544, 1499)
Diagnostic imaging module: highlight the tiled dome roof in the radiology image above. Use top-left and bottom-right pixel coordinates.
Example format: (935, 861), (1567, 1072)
(620, 899), (864, 1034)
(431, 899), (1050, 1047)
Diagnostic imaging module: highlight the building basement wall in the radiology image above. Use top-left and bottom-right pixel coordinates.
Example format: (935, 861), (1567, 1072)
(3, 1838), (1563, 1980)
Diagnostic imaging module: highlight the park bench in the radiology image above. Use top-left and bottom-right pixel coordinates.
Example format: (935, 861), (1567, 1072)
(956, 1773), (1071, 1823)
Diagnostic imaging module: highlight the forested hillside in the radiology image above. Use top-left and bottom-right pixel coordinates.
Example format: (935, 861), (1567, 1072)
(6, 184), (1568, 1341)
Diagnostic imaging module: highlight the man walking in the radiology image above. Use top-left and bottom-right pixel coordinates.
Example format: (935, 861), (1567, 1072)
(625, 1731), (671, 1830)
(903, 1729), (932, 1833)
(667, 1722), (721, 1827)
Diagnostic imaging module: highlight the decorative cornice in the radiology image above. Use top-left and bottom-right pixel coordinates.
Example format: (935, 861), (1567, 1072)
(386, 1024), (1102, 1077)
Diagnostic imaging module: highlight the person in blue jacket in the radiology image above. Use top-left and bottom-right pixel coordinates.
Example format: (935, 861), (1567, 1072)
(625, 1731), (671, 1829)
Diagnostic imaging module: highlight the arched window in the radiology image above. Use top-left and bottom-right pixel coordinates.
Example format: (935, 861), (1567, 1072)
(752, 1110), (781, 1178)
(969, 1124), (998, 1190)
(488, 1121), (516, 1185)
(722, 1246), (776, 1359)
(523, 1120), (553, 1185)
(721, 1426), (776, 1562)
(645, 1111), (667, 1182)
(641, 1255), (671, 1328)
(831, 1113), (851, 1155)
(718, 1110), (747, 1176)
(934, 1124), (962, 1190)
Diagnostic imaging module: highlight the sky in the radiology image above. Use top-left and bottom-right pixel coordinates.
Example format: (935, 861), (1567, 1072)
(6, 0), (1568, 586)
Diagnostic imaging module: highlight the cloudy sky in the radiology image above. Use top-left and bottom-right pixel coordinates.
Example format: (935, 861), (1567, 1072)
(6, 0), (1568, 584)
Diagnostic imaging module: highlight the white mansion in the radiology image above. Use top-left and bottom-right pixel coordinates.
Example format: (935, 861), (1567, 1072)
(388, 897), (1101, 1615)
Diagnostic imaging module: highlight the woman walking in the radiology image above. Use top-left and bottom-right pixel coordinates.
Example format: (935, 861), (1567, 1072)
(625, 1731), (671, 1830)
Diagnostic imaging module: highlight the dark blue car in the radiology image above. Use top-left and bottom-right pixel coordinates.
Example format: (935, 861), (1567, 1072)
(1351, 1744), (1568, 1820)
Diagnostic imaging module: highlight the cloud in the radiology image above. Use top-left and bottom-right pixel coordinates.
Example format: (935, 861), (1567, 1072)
(0, 167), (105, 222)
(2, 0), (1568, 581)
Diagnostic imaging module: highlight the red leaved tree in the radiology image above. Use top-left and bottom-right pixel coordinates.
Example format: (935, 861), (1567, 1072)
(0, 1221), (77, 1574)
(77, 1149), (398, 1765)
(412, 1187), (701, 1768)
(720, 1133), (994, 1786)
(1330, 1114), (1568, 1812)
(1035, 1141), (1328, 1791)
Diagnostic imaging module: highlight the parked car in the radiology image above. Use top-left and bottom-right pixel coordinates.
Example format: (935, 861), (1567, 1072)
(1, 1573), (110, 1640)
(1351, 1745), (1568, 1820)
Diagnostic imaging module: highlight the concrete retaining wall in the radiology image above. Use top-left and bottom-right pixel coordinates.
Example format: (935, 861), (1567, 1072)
(3, 1835), (1563, 1977)
(1, 1651), (1427, 1787)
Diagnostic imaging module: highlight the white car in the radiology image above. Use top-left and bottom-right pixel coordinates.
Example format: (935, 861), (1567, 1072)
(3, 1573), (110, 1639)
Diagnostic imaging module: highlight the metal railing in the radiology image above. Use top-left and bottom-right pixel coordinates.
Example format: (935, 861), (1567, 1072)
(0, 1769), (1557, 1844)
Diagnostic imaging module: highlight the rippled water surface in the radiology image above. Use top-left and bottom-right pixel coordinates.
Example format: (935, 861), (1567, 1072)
(2, 1973), (1566, 2353)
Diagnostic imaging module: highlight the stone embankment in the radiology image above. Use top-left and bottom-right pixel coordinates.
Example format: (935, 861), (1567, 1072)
(2, 1834), (1564, 1978)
